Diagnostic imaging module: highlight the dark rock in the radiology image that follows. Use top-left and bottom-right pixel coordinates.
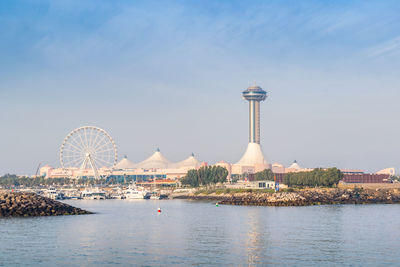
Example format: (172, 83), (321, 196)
(180, 188), (400, 207)
(0, 192), (92, 217)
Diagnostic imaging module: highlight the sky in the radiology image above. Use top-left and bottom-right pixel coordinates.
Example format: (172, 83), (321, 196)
(1, 0), (400, 175)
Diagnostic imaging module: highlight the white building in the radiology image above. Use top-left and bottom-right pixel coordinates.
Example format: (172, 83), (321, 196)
(42, 149), (204, 180)
(376, 168), (396, 176)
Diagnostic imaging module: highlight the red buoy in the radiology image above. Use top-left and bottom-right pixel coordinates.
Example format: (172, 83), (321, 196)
(158, 207), (161, 213)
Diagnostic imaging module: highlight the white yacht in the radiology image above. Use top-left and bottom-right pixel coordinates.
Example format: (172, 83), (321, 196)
(124, 184), (150, 199)
(109, 187), (125, 199)
(81, 187), (106, 200)
(43, 188), (64, 200)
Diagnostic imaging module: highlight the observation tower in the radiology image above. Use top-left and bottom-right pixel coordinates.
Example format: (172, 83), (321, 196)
(236, 84), (270, 169)
(242, 85), (267, 144)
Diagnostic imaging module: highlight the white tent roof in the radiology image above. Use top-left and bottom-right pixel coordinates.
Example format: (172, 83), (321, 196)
(236, 143), (269, 165)
(288, 160), (302, 170)
(115, 156), (136, 169)
(169, 153), (200, 169)
(135, 148), (171, 169)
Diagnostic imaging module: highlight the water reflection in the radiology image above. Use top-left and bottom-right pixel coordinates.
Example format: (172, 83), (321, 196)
(245, 207), (268, 266)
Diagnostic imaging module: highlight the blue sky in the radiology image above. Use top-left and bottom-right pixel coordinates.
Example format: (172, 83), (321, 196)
(1, 0), (400, 175)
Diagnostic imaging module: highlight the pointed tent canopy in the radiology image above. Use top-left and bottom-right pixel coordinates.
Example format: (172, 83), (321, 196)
(135, 148), (171, 169)
(115, 155), (136, 169)
(170, 153), (201, 169)
(288, 160), (302, 170)
(237, 143), (269, 165)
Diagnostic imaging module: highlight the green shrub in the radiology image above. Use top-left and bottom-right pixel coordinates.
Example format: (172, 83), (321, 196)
(181, 166), (228, 187)
(283, 168), (343, 188)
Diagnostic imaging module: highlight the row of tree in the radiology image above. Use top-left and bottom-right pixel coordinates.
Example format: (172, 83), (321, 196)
(254, 169), (274, 181)
(283, 168), (343, 187)
(181, 166), (228, 187)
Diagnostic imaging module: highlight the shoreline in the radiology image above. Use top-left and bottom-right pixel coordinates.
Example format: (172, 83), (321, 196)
(172, 188), (400, 206)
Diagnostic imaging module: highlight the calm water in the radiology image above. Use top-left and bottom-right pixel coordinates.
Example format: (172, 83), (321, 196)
(1, 200), (400, 266)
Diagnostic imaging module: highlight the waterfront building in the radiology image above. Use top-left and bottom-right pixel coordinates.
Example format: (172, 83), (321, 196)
(340, 169), (365, 175)
(284, 160), (313, 173)
(341, 167), (395, 183)
(271, 163), (285, 173)
(134, 148), (171, 169)
(287, 160), (302, 171)
(39, 165), (53, 177)
(40, 150), (204, 181)
(115, 155), (135, 169)
(342, 173), (391, 183)
(376, 168), (396, 176)
(226, 180), (276, 189)
(169, 153), (201, 169)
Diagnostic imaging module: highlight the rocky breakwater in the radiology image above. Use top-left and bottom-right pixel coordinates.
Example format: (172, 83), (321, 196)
(0, 192), (92, 217)
(177, 188), (400, 206)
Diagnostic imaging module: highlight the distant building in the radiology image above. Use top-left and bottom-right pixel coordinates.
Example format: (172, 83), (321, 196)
(134, 148), (171, 169)
(285, 160), (303, 173)
(115, 155), (135, 169)
(339, 168), (395, 183)
(41, 150), (204, 181)
(342, 174), (391, 183)
(340, 169), (365, 175)
(39, 165), (52, 177)
(376, 168), (396, 176)
(227, 180), (275, 189)
(271, 163), (285, 174)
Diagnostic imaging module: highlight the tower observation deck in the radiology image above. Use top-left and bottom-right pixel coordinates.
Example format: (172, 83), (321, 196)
(242, 85), (267, 144)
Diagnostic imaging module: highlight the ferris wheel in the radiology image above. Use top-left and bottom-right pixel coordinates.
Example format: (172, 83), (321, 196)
(60, 126), (118, 179)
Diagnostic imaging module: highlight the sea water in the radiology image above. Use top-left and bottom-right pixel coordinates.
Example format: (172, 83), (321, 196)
(1, 200), (399, 266)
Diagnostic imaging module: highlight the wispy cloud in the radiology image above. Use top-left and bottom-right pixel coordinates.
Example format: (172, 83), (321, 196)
(367, 36), (400, 57)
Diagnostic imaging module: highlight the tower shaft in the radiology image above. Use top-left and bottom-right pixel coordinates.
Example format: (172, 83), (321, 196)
(248, 100), (261, 144)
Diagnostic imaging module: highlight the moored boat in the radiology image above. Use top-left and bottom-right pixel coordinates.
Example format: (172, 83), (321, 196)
(124, 184), (150, 199)
(81, 187), (106, 200)
(43, 188), (65, 200)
